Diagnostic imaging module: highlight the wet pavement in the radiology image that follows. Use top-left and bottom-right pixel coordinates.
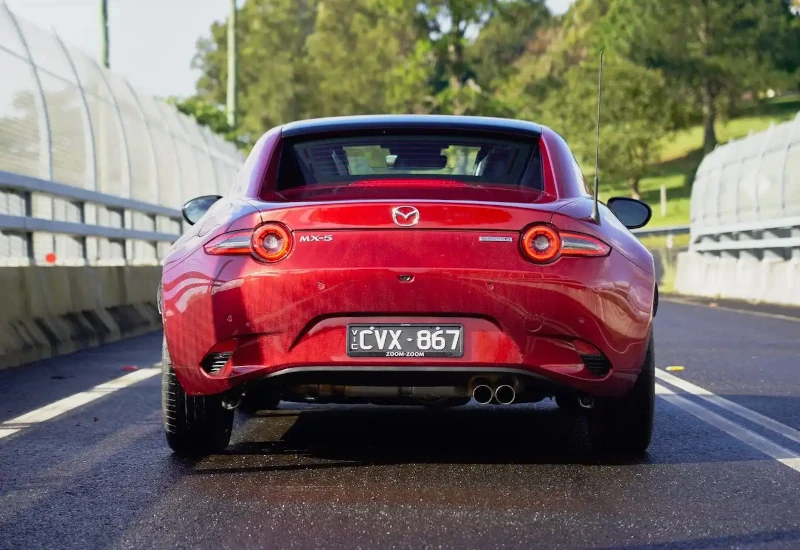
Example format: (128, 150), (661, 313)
(1, 300), (799, 549)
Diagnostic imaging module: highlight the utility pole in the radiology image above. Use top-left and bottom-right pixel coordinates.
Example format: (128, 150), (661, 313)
(226, 0), (237, 127)
(99, 0), (109, 68)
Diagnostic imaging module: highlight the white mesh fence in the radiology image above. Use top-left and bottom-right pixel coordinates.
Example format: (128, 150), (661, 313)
(0, 5), (244, 265)
(691, 112), (800, 233)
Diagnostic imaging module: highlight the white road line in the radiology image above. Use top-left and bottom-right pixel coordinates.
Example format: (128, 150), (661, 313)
(662, 296), (800, 323)
(0, 367), (160, 440)
(656, 368), (800, 446)
(656, 384), (800, 474)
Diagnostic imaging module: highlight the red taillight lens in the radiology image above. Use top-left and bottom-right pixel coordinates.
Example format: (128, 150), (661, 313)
(203, 223), (293, 262)
(520, 225), (610, 263)
(521, 225), (562, 263)
(251, 222), (292, 262)
(204, 230), (252, 255)
(561, 233), (610, 257)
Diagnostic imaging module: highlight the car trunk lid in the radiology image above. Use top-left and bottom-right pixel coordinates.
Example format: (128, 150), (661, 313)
(246, 198), (577, 232)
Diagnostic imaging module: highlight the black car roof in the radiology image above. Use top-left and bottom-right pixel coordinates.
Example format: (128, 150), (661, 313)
(281, 114), (543, 139)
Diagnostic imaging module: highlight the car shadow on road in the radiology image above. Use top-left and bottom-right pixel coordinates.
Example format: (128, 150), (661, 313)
(239, 405), (604, 464)
(198, 399), (771, 474)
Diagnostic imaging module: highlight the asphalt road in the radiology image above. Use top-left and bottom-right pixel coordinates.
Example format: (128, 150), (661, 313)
(1, 299), (800, 549)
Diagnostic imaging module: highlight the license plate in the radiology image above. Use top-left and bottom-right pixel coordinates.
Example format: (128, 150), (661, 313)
(347, 324), (464, 358)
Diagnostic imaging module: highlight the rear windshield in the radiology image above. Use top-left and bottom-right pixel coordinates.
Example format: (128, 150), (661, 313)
(273, 133), (542, 198)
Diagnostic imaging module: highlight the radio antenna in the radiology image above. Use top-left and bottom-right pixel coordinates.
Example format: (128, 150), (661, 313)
(590, 50), (604, 224)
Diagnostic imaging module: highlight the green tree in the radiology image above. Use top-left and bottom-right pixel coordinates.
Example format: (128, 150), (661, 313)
(304, 0), (432, 116)
(543, 57), (676, 198)
(193, 0), (318, 136)
(602, 0), (800, 154)
(420, 0), (496, 91)
(468, 0), (551, 90)
(495, 0), (612, 118)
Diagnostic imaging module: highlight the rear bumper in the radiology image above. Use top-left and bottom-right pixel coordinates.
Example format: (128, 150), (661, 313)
(163, 248), (654, 397)
(184, 359), (642, 398)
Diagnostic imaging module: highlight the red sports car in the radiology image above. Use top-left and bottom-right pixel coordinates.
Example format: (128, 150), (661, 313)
(160, 115), (656, 455)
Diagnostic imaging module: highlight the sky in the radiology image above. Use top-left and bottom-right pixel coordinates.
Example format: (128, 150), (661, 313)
(5, 0), (576, 99)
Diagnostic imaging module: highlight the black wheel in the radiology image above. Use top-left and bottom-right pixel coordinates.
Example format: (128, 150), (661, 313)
(239, 389), (281, 414)
(588, 331), (654, 453)
(161, 339), (234, 455)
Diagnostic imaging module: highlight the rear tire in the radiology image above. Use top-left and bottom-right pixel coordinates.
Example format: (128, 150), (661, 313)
(161, 339), (233, 455)
(588, 331), (654, 454)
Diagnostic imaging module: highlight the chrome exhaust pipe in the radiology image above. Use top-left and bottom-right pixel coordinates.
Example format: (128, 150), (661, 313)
(472, 384), (493, 405)
(494, 384), (516, 405)
(578, 396), (595, 410)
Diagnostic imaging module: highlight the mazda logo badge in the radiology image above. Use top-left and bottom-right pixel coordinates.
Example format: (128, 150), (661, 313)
(391, 206), (420, 227)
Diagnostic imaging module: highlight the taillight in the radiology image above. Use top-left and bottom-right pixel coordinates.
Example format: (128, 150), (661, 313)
(251, 222), (292, 262)
(204, 230), (251, 255)
(520, 225), (561, 263)
(561, 233), (611, 257)
(520, 224), (609, 263)
(203, 222), (293, 262)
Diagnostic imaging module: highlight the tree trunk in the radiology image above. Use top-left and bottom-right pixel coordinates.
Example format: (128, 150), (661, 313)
(701, 82), (718, 154)
(727, 89), (739, 119)
(630, 177), (641, 200)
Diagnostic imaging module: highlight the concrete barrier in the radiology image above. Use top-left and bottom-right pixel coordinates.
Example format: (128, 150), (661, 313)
(675, 251), (800, 306)
(0, 266), (162, 369)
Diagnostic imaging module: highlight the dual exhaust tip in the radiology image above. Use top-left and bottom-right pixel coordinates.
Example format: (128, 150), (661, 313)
(472, 382), (516, 405)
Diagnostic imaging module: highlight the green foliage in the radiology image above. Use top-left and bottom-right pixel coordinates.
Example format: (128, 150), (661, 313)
(600, 0), (800, 152)
(542, 57), (677, 197)
(194, 0), (319, 139)
(183, 0), (800, 194)
(304, 0), (428, 116)
(468, 0), (552, 89)
(166, 96), (245, 148)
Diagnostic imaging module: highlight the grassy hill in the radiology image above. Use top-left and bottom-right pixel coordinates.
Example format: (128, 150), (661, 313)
(602, 95), (800, 229)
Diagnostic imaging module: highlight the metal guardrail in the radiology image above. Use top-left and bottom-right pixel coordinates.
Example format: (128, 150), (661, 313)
(0, 170), (181, 219)
(0, 170), (181, 266)
(691, 216), (800, 254)
(632, 224), (690, 238)
(632, 219), (800, 255)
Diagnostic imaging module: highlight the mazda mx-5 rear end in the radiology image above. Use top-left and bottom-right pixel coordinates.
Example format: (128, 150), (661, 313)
(160, 115), (656, 456)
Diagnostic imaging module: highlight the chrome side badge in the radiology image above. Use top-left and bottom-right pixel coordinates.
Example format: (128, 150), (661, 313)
(299, 235), (333, 242)
(479, 236), (513, 242)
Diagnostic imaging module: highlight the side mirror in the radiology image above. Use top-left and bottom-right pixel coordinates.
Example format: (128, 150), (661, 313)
(607, 197), (652, 230)
(182, 195), (222, 225)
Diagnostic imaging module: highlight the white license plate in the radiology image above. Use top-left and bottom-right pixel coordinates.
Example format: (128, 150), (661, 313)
(347, 324), (464, 358)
